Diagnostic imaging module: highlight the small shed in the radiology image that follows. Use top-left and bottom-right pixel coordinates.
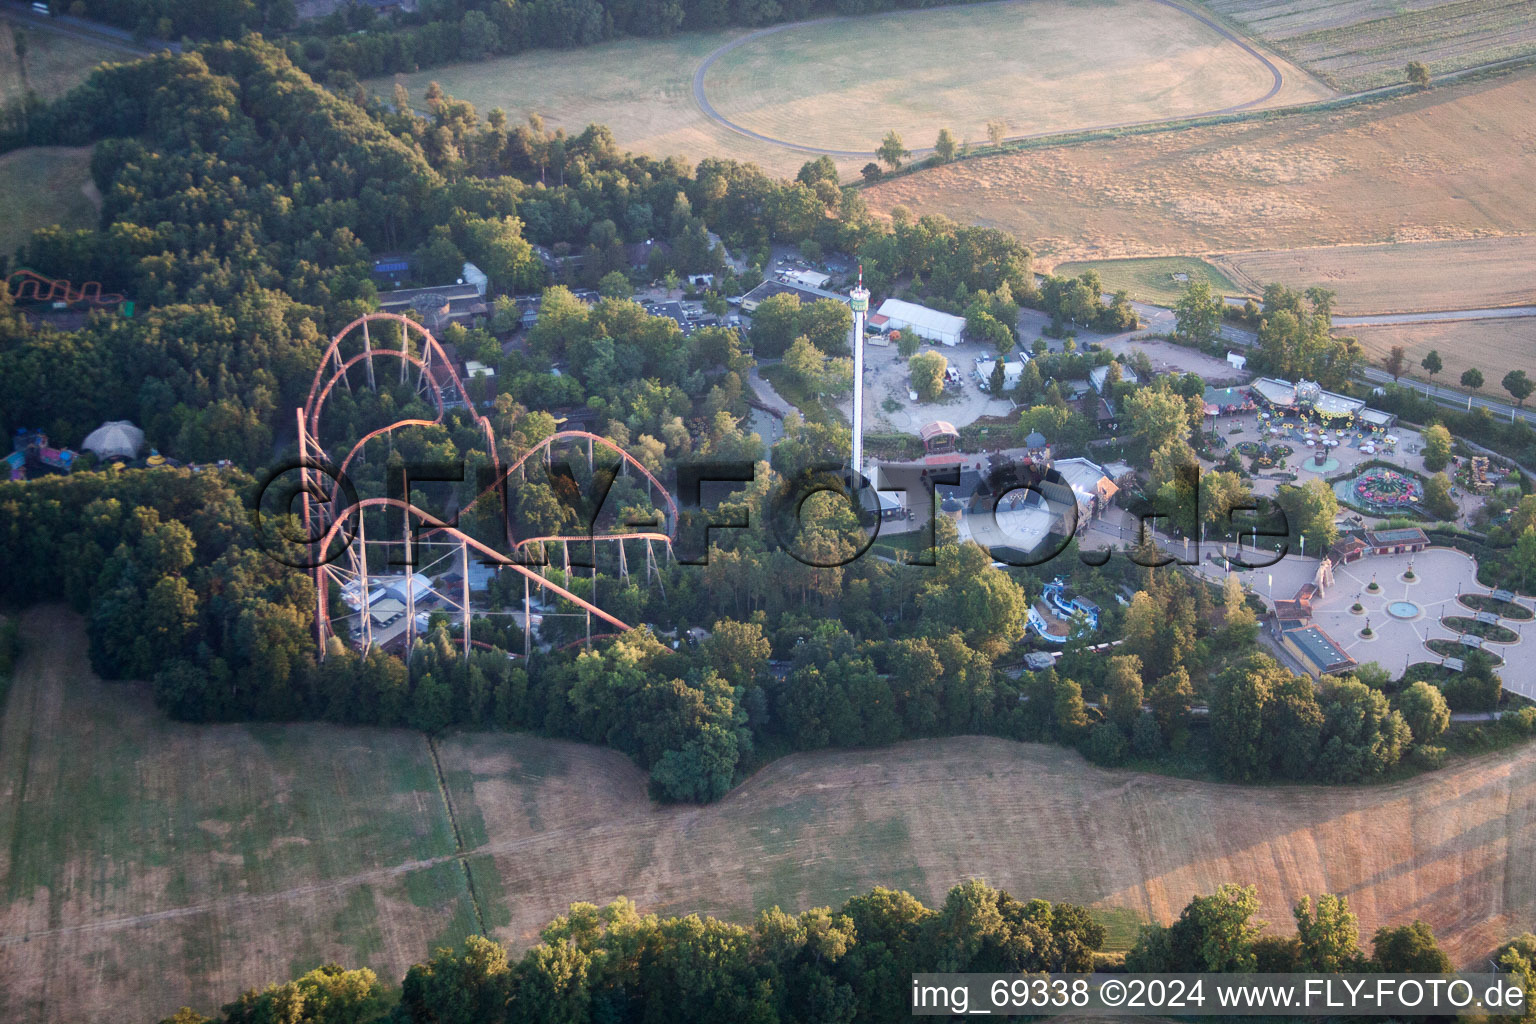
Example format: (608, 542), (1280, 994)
(919, 420), (960, 454)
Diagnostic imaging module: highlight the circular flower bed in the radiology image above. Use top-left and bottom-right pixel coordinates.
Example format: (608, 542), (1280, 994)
(1269, 443), (1294, 458)
(1235, 441), (1263, 456)
(1351, 467), (1423, 511)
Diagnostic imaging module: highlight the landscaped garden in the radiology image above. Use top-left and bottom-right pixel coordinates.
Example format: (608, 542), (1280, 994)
(1442, 616), (1521, 644)
(1458, 593), (1534, 620)
(1426, 638), (1505, 665)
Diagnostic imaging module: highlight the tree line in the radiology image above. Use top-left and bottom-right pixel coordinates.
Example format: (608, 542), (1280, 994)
(155, 881), (1535, 1023)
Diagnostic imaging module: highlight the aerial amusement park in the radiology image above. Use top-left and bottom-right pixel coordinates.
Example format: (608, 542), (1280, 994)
(289, 312), (681, 662)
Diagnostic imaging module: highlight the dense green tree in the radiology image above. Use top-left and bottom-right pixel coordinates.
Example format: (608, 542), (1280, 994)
(1422, 423), (1453, 471)
(876, 131), (910, 171)
(1371, 920), (1453, 972)
(1173, 278), (1222, 347)
(909, 351), (947, 402)
(1503, 369), (1534, 408)
(1396, 680), (1450, 743)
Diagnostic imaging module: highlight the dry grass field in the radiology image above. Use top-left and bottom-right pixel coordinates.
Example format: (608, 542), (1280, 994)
(700, 0), (1326, 154)
(445, 731), (1536, 969)
(366, 0), (1325, 178)
(1212, 236), (1536, 314)
(0, 18), (118, 104)
(867, 68), (1536, 278)
(7, 610), (1536, 1023)
(1197, 0), (1536, 91)
(0, 147), (98, 260)
(1351, 318), (1536, 396)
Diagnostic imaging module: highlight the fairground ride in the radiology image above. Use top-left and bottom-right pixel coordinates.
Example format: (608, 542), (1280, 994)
(296, 313), (679, 660)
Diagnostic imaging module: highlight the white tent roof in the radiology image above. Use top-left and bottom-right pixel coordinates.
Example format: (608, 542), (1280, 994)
(81, 420), (144, 460)
(875, 299), (966, 338)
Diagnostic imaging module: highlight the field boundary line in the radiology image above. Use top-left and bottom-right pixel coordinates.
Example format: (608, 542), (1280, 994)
(427, 735), (488, 936)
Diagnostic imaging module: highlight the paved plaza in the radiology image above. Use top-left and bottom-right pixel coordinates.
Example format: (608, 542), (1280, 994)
(1210, 546), (1536, 698)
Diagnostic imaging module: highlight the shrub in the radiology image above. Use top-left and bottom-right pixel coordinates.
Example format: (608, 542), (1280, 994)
(1411, 745), (1446, 771)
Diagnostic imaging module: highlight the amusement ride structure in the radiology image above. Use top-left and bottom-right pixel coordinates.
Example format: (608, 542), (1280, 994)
(295, 313), (679, 661)
(6, 269), (126, 308)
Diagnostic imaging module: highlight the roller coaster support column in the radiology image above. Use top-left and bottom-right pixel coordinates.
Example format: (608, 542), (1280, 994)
(523, 574), (531, 658)
(362, 318), (377, 392)
(359, 509), (373, 650)
(299, 407), (325, 657)
(461, 538), (471, 658)
(403, 514), (415, 651)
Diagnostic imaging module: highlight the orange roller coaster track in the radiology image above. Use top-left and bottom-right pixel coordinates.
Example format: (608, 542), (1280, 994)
(300, 313), (680, 661)
(6, 269), (126, 307)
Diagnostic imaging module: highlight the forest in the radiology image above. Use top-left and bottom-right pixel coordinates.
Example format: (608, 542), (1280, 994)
(152, 881), (1535, 1023)
(45, 0), (1020, 81)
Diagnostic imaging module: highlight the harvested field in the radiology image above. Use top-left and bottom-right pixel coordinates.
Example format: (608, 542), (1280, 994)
(1053, 256), (1244, 304)
(1198, 0), (1536, 91)
(7, 609), (1536, 1023)
(865, 69), (1536, 267)
(1212, 236), (1536, 314)
(444, 728), (1536, 970)
(366, 0), (1326, 178)
(1350, 317), (1536, 396)
(0, 18), (118, 104)
(0, 147), (98, 261)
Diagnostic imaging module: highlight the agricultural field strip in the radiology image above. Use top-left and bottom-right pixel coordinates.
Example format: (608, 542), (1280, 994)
(1197, 0), (1536, 90)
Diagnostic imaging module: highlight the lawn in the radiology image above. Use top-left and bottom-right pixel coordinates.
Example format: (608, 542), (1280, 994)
(0, 610), (480, 1024)
(0, 18), (119, 104)
(366, 0), (1325, 178)
(1053, 256), (1245, 305)
(1196, 0), (1536, 91)
(0, 147), (98, 260)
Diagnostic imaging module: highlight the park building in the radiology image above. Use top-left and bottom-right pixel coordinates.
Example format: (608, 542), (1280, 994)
(874, 298), (966, 346)
(919, 420), (960, 454)
(1276, 622), (1359, 678)
(1051, 456), (1122, 525)
(739, 278), (851, 313)
(974, 356), (1028, 390)
(1088, 362), (1139, 394)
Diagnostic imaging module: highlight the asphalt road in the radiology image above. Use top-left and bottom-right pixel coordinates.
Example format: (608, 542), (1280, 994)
(1132, 295), (1536, 424)
(0, 1), (166, 55)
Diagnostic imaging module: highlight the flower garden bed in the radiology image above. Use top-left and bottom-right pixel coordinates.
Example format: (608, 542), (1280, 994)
(1426, 638), (1504, 665)
(1457, 593), (1533, 620)
(1441, 616), (1520, 644)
